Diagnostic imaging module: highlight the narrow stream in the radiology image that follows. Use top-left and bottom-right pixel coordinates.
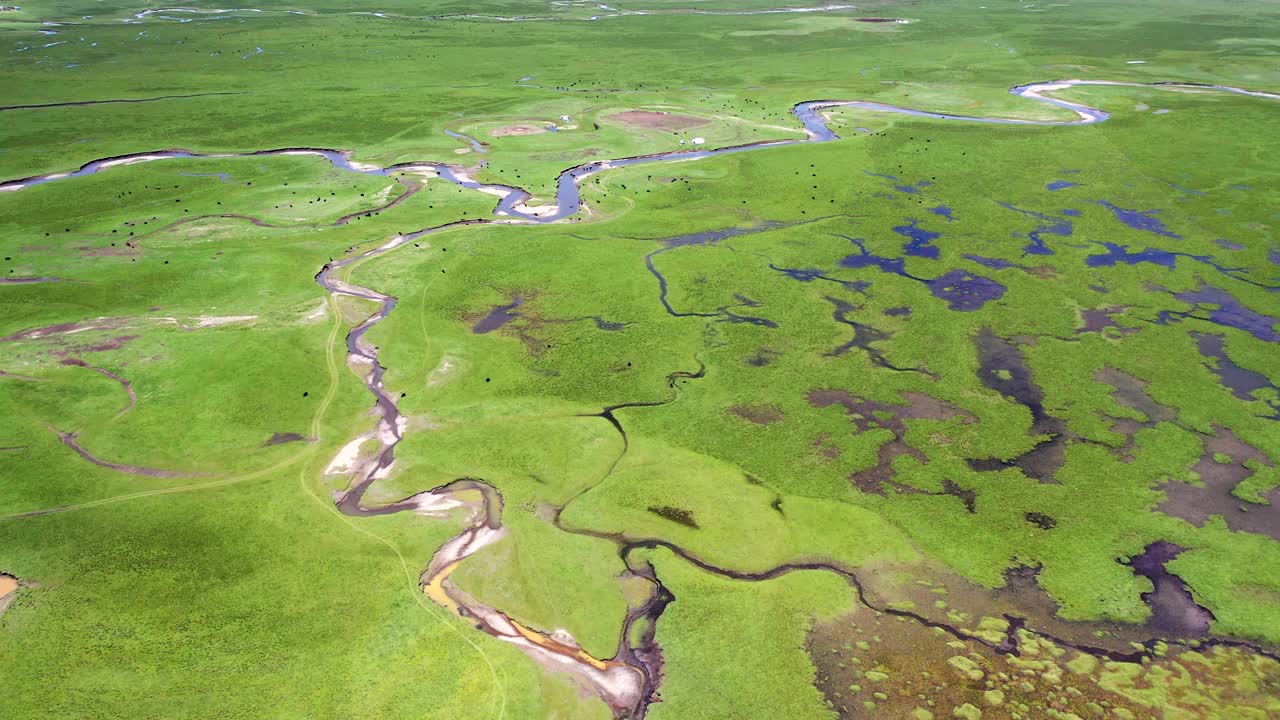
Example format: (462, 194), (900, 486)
(444, 128), (488, 153)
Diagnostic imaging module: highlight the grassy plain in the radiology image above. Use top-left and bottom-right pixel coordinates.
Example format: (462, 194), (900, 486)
(2, 1), (1280, 718)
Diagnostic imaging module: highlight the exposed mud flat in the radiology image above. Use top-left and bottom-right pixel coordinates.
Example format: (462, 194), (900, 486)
(0, 573), (20, 616)
(489, 123), (548, 137)
(608, 110), (710, 130)
(810, 389), (974, 494)
(1094, 366), (1187, 464)
(1097, 366), (1178, 426)
(1077, 306), (1138, 336)
(1158, 428), (1280, 540)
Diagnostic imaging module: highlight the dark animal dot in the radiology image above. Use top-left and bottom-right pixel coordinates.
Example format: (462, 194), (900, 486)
(302, 391), (309, 397)
(485, 377), (491, 383)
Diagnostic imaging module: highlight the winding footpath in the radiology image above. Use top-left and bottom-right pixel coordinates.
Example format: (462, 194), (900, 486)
(6, 79), (1280, 719)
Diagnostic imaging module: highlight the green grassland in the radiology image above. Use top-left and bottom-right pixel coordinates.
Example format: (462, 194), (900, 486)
(3, 0), (1280, 718)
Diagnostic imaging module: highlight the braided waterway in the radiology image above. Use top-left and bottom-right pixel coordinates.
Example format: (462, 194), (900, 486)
(8, 80), (1280, 717)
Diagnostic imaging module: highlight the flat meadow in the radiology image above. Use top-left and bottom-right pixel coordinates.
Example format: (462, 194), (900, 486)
(3, 1), (1280, 718)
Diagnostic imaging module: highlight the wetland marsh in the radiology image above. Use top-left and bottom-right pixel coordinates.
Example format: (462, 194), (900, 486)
(2, 1), (1280, 718)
